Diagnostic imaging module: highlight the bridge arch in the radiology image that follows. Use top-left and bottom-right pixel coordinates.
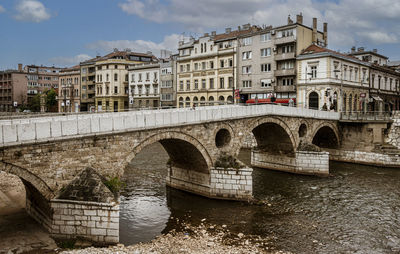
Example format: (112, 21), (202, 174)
(247, 118), (297, 155)
(0, 162), (54, 200)
(123, 131), (213, 173)
(311, 122), (340, 149)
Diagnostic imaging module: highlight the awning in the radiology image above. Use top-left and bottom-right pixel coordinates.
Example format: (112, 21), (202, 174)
(372, 96), (383, 101)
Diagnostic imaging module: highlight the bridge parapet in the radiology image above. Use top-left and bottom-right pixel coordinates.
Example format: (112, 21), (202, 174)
(0, 105), (339, 147)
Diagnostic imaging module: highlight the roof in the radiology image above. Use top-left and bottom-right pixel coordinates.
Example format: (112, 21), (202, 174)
(349, 50), (388, 60)
(214, 26), (259, 42)
(388, 61), (400, 67)
(298, 44), (364, 63)
(60, 65), (80, 72)
(80, 50), (157, 65)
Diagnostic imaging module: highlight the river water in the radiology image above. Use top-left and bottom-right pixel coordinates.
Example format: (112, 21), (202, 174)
(120, 142), (400, 254)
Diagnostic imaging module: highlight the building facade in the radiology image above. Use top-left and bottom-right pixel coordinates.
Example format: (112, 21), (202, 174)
(94, 50), (156, 112)
(237, 15), (327, 103)
(176, 26), (255, 108)
(80, 57), (99, 112)
(0, 64), (27, 112)
(58, 66), (81, 113)
(129, 63), (160, 109)
(159, 56), (177, 108)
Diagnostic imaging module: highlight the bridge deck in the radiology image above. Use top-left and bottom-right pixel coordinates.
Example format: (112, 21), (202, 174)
(0, 105), (340, 147)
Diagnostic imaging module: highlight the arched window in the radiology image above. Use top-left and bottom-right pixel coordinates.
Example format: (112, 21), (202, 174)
(354, 95), (358, 112)
(193, 96), (199, 106)
(218, 96), (225, 105)
(200, 96), (206, 106)
(114, 73), (118, 81)
(308, 92), (319, 110)
(349, 94), (352, 113)
(209, 96), (214, 106)
(179, 97), (184, 108)
(227, 96), (233, 104)
(343, 93), (347, 113)
(185, 97), (191, 107)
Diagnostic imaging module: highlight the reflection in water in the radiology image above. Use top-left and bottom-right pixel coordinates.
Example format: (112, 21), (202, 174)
(120, 142), (400, 253)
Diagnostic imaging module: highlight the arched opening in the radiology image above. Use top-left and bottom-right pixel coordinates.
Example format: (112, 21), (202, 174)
(193, 96), (199, 107)
(354, 95), (358, 112)
(343, 93), (347, 113)
(227, 96), (233, 104)
(312, 126), (339, 149)
(349, 94), (353, 113)
(208, 96), (214, 106)
(178, 97), (184, 108)
(299, 124), (307, 138)
(252, 122), (295, 157)
(185, 97), (191, 108)
(309, 92), (319, 110)
(218, 96), (225, 105)
(215, 129), (231, 148)
(120, 136), (211, 245)
(200, 96), (206, 106)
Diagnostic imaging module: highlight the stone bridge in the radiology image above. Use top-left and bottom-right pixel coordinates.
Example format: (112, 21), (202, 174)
(0, 105), (342, 244)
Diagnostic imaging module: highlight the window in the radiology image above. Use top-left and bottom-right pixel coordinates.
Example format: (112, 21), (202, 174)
(260, 33), (271, 42)
(220, 60), (224, 68)
(261, 48), (271, 57)
(186, 80), (190, 90)
(282, 78), (294, 86)
(202, 62), (206, 70)
(115, 65), (118, 69)
(242, 66), (252, 74)
(161, 94), (173, 101)
(278, 29), (294, 38)
(281, 61), (294, 70)
(261, 79), (272, 87)
(161, 80), (172, 88)
(154, 72), (157, 81)
(179, 81), (183, 90)
(138, 73), (142, 82)
(261, 63), (271, 72)
(228, 77), (233, 88)
(180, 65), (184, 72)
(202, 79), (206, 89)
(194, 79), (198, 89)
(242, 51), (252, 60)
(220, 78), (224, 89)
(210, 61), (214, 69)
(114, 73), (118, 81)
(343, 66), (348, 80)
(243, 80), (252, 88)
(243, 37), (252, 46)
(354, 68), (358, 81)
(131, 74), (135, 82)
(146, 72), (150, 81)
(114, 86), (118, 94)
(229, 59), (233, 67)
(186, 64), (190, 72)
(194, 63), (199, 71)
(310, 66), (317, 79)
(209, 78), (214, 89)
(125, 74), (129, 82)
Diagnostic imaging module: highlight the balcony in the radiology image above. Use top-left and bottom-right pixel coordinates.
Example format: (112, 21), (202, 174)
(274, 85), (296, 93)
(274, 69), (295, 76)
(274, 36), (296, 45)
(274, 52), (296, 61)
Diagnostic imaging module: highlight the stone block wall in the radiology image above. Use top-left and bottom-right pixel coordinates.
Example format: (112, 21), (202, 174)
(166, 166), (211, 197)
(328, 149), (400, 167)
(210, 167), (253, 201)
(50, 199), (119, 244)
(295, 151), (329, 175)
(386, 112), (400, 148)
(252, 150), (329, 175)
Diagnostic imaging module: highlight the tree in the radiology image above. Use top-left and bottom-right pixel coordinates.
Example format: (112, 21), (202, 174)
(28, 94), (41, 112)
(45, 89), (58, 112)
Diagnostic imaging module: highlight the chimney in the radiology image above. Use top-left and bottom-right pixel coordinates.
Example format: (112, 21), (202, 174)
(287, 15), (293, 24)
(238, 26), (241, 31)
(204, 32), (209, 37)
(211, 31), (216, 36)
(242, 23), (251, 30)
(351, 46), (356, 53)
(18, 63), (22, 72)
(323, 22), (328, 47)
(296, 13), (303, 24)
(373, 49), (378, 53)
(312, 18), (317, 44)
(358, 47), (364, 52)
(225, 28), (231, 34)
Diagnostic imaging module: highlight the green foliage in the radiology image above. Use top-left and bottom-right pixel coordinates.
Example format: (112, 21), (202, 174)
(215, 153), (241, 169)
(57, 239), (76, 249)
(28, 94), (41, 112)
(104, 177), (126, 194)
(46, 88), (57, 109)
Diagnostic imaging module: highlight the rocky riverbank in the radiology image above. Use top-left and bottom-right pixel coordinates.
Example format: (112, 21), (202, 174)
(61, 223), (291, 254)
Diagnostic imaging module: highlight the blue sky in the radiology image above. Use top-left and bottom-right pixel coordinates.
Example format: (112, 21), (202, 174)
(0, 0), (399, 69)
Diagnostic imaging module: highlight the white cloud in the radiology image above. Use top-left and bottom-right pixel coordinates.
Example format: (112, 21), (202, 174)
(49, 54), (92, 67)
(14, 0), (51, 23)
(86, 34), (183, 56)
(0, 5), (5, 13)
(118, 0), (400, 50)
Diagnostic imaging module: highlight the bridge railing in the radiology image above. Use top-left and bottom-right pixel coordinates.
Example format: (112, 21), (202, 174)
(340, 111), (392, 121)
(0, 104), (340, 146)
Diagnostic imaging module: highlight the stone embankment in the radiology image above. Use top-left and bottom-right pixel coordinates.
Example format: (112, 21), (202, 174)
(61, 223), (292, 254)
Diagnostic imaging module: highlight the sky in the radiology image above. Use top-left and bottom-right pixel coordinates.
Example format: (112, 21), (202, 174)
(0, 0), (399, 69)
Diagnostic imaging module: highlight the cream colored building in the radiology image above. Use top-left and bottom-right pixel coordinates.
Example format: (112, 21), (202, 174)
(297, 44), (370, 112)
(93, 50), (155, 112)
(176, 27), (256, 107)
(129, 63), (160, 108)
(58, 65), (81, 113)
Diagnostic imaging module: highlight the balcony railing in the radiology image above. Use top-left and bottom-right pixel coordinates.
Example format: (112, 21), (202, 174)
(274, 36), (296, 45)
(274, 85), (296, 92)
(274, 52), (296, 61)
(274, 69), (295, 76)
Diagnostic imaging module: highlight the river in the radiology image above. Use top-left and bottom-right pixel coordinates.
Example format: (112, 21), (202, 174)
(120, 142), (400, 254)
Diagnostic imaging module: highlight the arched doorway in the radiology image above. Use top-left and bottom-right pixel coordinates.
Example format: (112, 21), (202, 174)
(309, 91), (319, 110)
(208, 96), (215, 106)
(193, 96), (199, 107)
(185, 97), (190, 108)
(218, 96), (225, 105)
(227, 96), (233, 104)
(200, 96), (206, 106)
(178, 97), (184, 108)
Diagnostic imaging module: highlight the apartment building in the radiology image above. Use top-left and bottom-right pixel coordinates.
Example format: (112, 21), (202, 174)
(129, 62), (160, 108)
(80, 56), (100, 112)
(176, 26), (256, 107)
(0, 64), (27, 112)
(159, 56), (177, 108)
(25, 64), (61, 105)
(94, 50), (156, 112)
(58, 65), (81, 113)
(237, 14), (327, 103)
